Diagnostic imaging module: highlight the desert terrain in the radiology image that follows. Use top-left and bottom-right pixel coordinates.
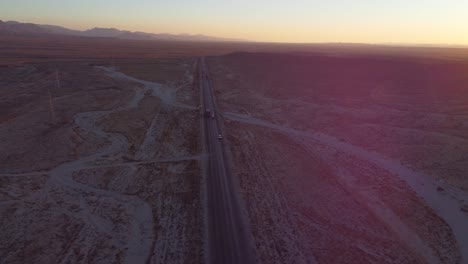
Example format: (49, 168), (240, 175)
(0, 57), (203, 263)
(2, 34), (468, 264)
(208, 52), (468, 263)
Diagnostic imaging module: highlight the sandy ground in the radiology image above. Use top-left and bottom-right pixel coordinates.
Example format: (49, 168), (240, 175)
(0, 59), (202, 263)
(209, 53), (468, 263)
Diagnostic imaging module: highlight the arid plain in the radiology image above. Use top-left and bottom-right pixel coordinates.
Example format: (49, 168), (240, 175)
(208, 52), (468, 263)
(1, 54), (203, 263)
(1, 35), (468, 263)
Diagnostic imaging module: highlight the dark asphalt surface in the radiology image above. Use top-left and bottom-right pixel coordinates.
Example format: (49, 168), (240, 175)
(199, 58), (254, 264)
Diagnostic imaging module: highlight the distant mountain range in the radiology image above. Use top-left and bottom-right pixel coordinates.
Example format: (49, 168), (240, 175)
(0, 20), (246, 42)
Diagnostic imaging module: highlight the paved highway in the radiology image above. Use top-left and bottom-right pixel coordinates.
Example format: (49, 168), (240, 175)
(199, 58), (254, 264)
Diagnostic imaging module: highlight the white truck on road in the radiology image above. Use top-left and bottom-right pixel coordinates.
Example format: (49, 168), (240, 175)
(205, 108), (215, 119)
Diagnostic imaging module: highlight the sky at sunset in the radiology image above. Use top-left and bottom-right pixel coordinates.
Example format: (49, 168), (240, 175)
(1, 0), (467, 44)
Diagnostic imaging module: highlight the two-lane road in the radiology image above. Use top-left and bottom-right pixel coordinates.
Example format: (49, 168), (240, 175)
(199, 58), (254, 264)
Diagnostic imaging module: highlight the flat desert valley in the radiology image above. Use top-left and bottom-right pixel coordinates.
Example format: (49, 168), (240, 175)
(1, 36), (468, 263)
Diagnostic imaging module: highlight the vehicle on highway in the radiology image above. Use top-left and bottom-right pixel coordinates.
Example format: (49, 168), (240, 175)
(211, 112), (215, 119)
(205, 108), (211, 118)
(218, 134), (223, 140)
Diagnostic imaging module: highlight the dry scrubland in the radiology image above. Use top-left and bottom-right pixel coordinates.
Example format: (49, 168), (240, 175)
(2, 34), (468, 264)
(0, 58), (203, 263)
(209, 52), (468, 263)
(2, 35), (468, 66)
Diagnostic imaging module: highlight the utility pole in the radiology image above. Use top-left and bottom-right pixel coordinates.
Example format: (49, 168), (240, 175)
(47, 87), (56, 123)
(48, 65), (60, 124)
(55, 66), (61, 90)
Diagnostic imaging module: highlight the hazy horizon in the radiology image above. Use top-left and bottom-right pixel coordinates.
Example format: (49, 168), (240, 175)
(1, 1), (468, 45)
(0, 0), (468, 45)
